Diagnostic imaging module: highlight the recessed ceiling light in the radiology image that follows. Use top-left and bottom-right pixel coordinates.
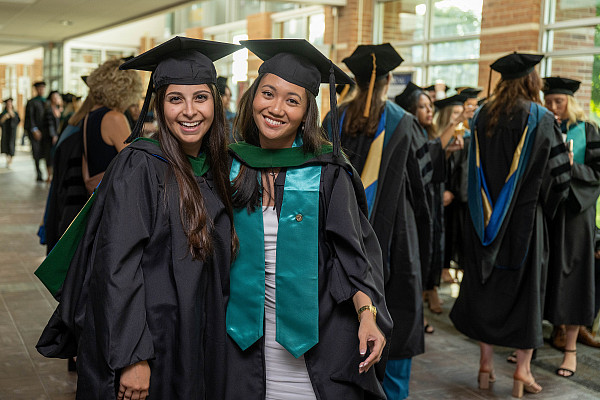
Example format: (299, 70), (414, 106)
(60, 20), (74, 26)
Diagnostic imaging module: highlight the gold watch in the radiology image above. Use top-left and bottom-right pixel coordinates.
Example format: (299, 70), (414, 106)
(357, 305), (377, 322)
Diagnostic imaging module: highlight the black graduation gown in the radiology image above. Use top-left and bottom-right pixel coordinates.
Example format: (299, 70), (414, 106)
(444, 135), (470, 268)
(24, 96), (46, 160)
(325, 101), (434, 360)
(225, 151), (393, 400)
(450, 103), (571, 349)
(545, 121), (600, 326)
(37, 140), (232, 399)
(45, 124), (88, 253)
(1, 110), (20, 156)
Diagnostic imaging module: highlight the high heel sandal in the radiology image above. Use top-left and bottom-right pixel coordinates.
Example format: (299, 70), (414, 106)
(556, 349), (576, 378)
(478, 370), (496, 390)
(512, 379), (542, 398)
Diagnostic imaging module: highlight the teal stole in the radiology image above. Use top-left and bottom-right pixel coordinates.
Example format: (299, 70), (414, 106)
(34, 138), (209, 297)
(565, 121), (586, 165)
(468, 103), (541, 246)
(226, 139), (329, 358)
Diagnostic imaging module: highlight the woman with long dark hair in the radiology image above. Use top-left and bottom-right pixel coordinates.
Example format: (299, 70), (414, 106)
(543, 76), (600, 378)
(324, 45), (433, 400)
(225, 39), (391, 400)
(36, 37), (240, 400)
(449, 53), (571, 397)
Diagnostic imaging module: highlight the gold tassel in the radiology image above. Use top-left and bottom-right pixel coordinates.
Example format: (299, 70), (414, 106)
(338, 84), (350, 103)
(363, 53), (377, 118)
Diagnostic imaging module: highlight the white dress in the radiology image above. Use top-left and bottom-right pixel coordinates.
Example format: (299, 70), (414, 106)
(263, 206), (317, 400)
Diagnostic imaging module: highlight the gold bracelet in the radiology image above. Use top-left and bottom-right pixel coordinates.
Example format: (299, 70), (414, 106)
(357, 305), (377, 322)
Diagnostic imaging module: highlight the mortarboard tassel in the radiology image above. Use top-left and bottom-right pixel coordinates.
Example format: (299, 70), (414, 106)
(486, 66), (493, 102)
(329, 62), (341, 157)
(362, 53), (377, 118)
(338, 84), (350, 103)
(125, 74), (154, 143)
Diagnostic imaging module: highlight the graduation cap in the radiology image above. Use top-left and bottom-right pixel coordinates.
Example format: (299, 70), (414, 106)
(424, 84), (449, 93)
(490, 52), (543, 80)
(543, 76), (581, 96)
(336, 83), (355, 103)
(216, 76), (229, 95)
(120, 36), (242, 142)
(394, 81), (423, 110)
(434, 94), (468, 110)
(342, 44), (403, 118)
(455, 87), (482, 98)
(3, 97), (13, 103)
(81, 76), (88, 86)
(241, 38), (353, 157)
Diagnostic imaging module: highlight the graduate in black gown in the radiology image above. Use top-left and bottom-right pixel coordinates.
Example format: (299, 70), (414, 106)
(542, 76), (600, 378)
(449, 53), (571, 398)
(35, 36), (241, 400)
(323, 45), (433, 400)
(443, 88), (481, 282)
(225, 39), (392, 400)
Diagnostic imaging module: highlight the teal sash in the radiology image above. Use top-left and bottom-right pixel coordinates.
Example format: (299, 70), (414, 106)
(226, 145), (321, 358)
(567, 121), (586, 165)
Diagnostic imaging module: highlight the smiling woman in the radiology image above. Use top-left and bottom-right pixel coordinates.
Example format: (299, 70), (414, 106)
(36, 36), (241, 400)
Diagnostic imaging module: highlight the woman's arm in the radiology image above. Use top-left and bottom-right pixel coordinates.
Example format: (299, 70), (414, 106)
(101, 110), (132, 152)
(352, 290), (386, 374)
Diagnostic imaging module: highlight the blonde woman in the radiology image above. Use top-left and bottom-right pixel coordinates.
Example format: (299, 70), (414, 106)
(84, 58), (143, 181)
(543, 76), (600, 379)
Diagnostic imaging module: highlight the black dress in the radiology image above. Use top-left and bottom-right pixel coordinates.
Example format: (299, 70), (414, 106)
(450, 102), (571, 349)
(544, 121), (600, 326)
(0, 110), (20, 157)
(325, 101), (434, 360)
(37, 139), (232, 399)
(225, 148), (393, 400)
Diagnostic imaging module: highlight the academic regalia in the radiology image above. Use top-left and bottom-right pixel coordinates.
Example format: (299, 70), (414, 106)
(450, 101), (571, 348)
(226, 146), (392, 400)
(0, 106), (20, 157)
(37, 140), (232, 399)
(444, 134), (470, 268)
(224, 39), (391, 400)
(44, 121), (88, 253)
(325, 101), (432, 360)
(36, 36), (241, 400)
(543, 77), (600, 326)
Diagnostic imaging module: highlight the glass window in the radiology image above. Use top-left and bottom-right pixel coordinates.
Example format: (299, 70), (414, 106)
(431, 0), (482, 37)
(429, 39), (479, 61)
(548, 25), (599, 52)
(551, 0), (599, 23)
(381, 0), (426, 42)
(396, 45), (424, 64)
(281, 17), (307, 38)
(309, 13), (325, 45)
(546, 55), (600, 123)
(428, 63), (478, 89)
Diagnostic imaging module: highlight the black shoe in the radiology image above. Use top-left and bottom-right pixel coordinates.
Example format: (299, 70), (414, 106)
(36, 175), (43, 182)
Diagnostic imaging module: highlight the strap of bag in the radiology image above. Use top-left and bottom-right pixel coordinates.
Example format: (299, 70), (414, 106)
(82, 114), (90, 176)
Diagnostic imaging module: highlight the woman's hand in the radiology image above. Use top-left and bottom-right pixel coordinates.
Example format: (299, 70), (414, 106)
(118, 360), (150, 400)
(357, 311), (386, 374)
(446, 134), (464, 154)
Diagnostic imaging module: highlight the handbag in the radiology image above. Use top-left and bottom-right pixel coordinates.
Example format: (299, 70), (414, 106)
(81, 114), (104, 195)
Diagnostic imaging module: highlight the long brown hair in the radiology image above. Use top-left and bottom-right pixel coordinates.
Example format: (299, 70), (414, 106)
(154, 84), (238, 261)
(342, 76), (388, 137)
(232, 73), (328, 211)
(486, 70), (542, 132)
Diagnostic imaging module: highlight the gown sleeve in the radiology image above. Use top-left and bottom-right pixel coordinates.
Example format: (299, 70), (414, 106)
(569, 122), (600, 212)
(540, 114), (571, 220)
(88, 149), (159, 371)
(322, 165), (386, 309)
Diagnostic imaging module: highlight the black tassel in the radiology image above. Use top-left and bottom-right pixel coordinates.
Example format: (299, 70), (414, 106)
(328, 62), (340, 157)
(125, 74), (153, 143)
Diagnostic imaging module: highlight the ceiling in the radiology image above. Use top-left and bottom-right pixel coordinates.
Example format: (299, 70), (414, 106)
(0, 0), (196, 57)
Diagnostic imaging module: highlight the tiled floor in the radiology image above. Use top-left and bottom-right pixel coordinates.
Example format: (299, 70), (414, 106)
(1, 150), (599, 399)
